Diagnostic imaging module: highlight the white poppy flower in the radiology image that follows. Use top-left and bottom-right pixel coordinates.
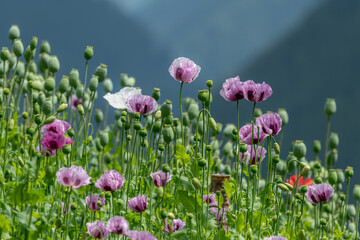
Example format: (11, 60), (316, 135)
(103, 87), (142, 109)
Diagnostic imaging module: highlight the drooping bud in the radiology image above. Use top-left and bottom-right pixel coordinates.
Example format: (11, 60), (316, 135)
(324, 98), (336, 116)
(277, 183), (289, 192)
(284, 183), (294, 191)
(273, 142), (280, 155)
(77, 104), (85, 115)
(313, 140), (321, 154)
(43, 116), (56, 125)
(293, 140), (306, 159)
(300, 164), (310, 176)
(157, 187), (164, 198)
(209, 118), (217, 132)
(192, 178), (201, 189)
(84, 46), (93, 60)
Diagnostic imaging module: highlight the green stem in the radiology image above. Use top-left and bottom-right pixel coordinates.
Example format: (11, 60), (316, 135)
(179, 82), (185, 145)
(324, 115), (331, 170)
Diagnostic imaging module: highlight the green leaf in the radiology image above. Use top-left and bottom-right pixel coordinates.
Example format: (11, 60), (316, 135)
(175, 142), (191, 165)
(235, 212), (245, 233)
(171, 230), (188, 240)
(223, 179), (233, 201)
(178, 176), (195, 192)
(177, 190), (199, 213)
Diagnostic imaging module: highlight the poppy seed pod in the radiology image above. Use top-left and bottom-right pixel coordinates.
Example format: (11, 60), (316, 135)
(12, 39), (24, 57)
(353, 185), (360, 201)
(95, 109), (104, 123)
(44, 77), (55, 92)
(187, 102), (199, 120)
(336, 169), (345, 183)
(58, 76), (69, 93)
(314, 177), (323, 184)
(152, 88), (160, 101)
(327, 149), (338, 168)
(293, 140), (306, 159)
(99, 131), (109, 147)
(77, 104), (84, 115)
(347, 205), (356, 219)
(69, 69), (79, 88)
(324, 98), (336, 116)
(162, 125), (174, 144)
(8, 25), (20, 40)
(139, 128), (147, 138)
(103, 78), (113, 93)
(161, 100), (172, 118)
(278, 108), (289, 126)
(254, 108), (263, 118)
(24, 46), (34, 63)
(313, 140), (321, 154)
(38, 53), (50, 73)
(84, 46), (93, 60)
(30, 37), (38, 50)
(42, 99), (53, 115)
(198, 158), (207, 168)
(223, 123), (236, 138)
(163, 114), (173, 125)
(75, 85), (84, 98)
(57, 104), (68, 113)
(43, 116), (56, 125)
(94, 63), (107, 82)
(345, 167), (354, 179)
(328, 170), (338, 186)
(152, 120), (161, 133)
(40, 40), (51, 54)
(157, 187), (164, 198)
(274, 142), (280, 155)
(1, 47), (10, 61)
(89, 76), (98, 92)
(329, 133), (339, 150)
(198, 90), (208, 102)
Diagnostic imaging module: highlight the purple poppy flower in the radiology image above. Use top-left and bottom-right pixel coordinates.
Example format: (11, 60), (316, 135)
(69, 94), (82, 110)
(86, 221), (109, 239)
(107, 216), (129, 235)
(126, 231), (157, 240)
(209, 207), (227, 224)
(127, 194), (148, 213)
(95, 170), (124, 192)
(164, 218), (186, 233)
(86, 194), (106, 211)
(203, 193), (217, 207)
(126, 95), (158, 115)
(219, 76), (245, 102)
(305, 183), (334, 204)
(150, 171), (172, 187)
(243, 80), (272, 102)
(239, 144), (267, 165)
(169, 57), (201, 84)
(256, 113), (282, 136)
(103, 87), (142, 109)
(264, 237), (288, 240)
(41, 119), (71, 135)
(40, 131), (72, 157)
(56, 165), (91, 189)
(239, 124), (266, 145)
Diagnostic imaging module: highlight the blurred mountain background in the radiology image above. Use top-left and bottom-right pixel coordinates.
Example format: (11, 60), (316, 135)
(1, 0), (359, 187)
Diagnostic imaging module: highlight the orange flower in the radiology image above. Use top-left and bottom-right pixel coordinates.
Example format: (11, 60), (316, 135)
(286, 175), (313, 187)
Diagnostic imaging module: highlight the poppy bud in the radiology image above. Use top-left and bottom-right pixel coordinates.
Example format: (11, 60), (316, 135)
(224, 165), (231, 174)
(13, 39), (24, 57)
(336, 169), (345, 183)
(327, 149), (338, 167)
(328, 170), (338, 186)
(43, 116), (56, 125)
(133, 121), (142, 131)
(34, 114), (42, 125)
(162, 164), (170, 173)
(30, 37), (38, 50)
(313, 140), (321, 154)
(44, 77), (55, 91)
(206, 80), (213, 88)
(69, 69), (79, 88)
(324, 98), (336, 116)
(206, 145), (212, 152)
(223, 124), (236, 138)
(87, 136), (93, 145)
(95, 109), (103, 123)
(278, 108), (289, 126)
(198, 158), (207, 168)
(320, 218), (326, 226)
(67, 129), (75, 137)
(173, 118), (179, 127)
(161, 100), (172, 118)
(277, 183), (289, 192)
(89, 76), (98, 92)
(42, 99), (53, 116)
(99, 131), (109, 146)
(293, 140), (306, 159)
(329, 133), (339, 150)
(103, 78), (113, 93)
(276, 160), (286, 175)
(8, 25), (20, 40)
(254, 108), (263, 118)
(1, 47), (10, 61)
(250, 165), (257, 174)
(22, 112), (29, 119)
(26, 127), (35, 136)
(272, 155), (280, 165)
(84, 46), (93, 60)
(94, 63), (107, 82)
(345, 166), (354, 179)
(156, 187), (164, 198)
(77, 104), (84, 115)
(285, 183), (294, 191)
(152, 88), (160, 101)
(63, 145), (71, 155)
(315, 177), (322, 184)
(190, 178), (201, 190)
(152, 120), (161, 133)
(40, 40), (51, 54)
(353, 185), (360, 201)
(300, 185), (308, 194)
(162, 125), (174, 144)
(198, 90), (208, 103)
(160, 209), (168, 219)
(8, 119), (14, 131)
(58, 76), (69, 93)
(38, 53), (49, 73)
(300, 164), (310, 176)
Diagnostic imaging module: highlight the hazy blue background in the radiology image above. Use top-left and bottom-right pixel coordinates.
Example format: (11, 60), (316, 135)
(1, 0), (359, 187)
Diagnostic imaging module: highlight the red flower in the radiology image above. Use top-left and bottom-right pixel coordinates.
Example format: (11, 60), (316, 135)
(286, 175), (313, 187)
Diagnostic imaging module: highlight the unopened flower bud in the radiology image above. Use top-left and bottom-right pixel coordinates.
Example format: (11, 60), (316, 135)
(250, 165), (257, 174)
(254, 108), (263, 118)
(42, 99), (53, 115)
(278, 108), (289, 126)
(161, 100), (172, 118)
(328, 170), (338, 186)
(89, 76), (98, 92)
(1, 47), (10, 61)
(77, 104), (84, 115)
(40, 40), (51, 54)
(94, 63), (107, 82)
(198, 90), (208, 102)
(35, 114), (42, 125)
(198, 158), (207, 168)
(158, 144), (165, 151)
(345, 166), (354, 179)
(22, 112), (29, 119)
(13, 39), (24, 57)
(8, 25), (20, 40)
(103, 78), (113, 93)
(273, 142), (280, 155)
(43, 116), (56, 125)
(320, 218), (326, 226)
(285, 183), (294, 191)
(57, 104), (68, 113)
(152, 88), (160, 101)
(192, 178), (201, 190)
(48, 55), (60, 73)
(315, 177), (323, 184)
(272, 156), (280, 165)
(84, 46), (93, 60)
(324, 98), (336, 116)
(30, 37), (38, 50)
(44, 77), (55, 91)
(277, 183), (289, 192)
(353, 185), (360, 201)
(95, 109), (103, 123)
(293, 140), (306, 159)
(67, 129), (75, 137)
(162, 125), (174, 144)
(162, 164), (171, 173)
(7, 119), (14, 130)
(63, 145), (71, 155)
(300, 164), (310, 176)
(99, 131), (109, 146)
(206, 80), (213, 88)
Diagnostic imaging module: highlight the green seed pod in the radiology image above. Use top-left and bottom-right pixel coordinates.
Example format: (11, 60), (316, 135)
(250, 165), (258, 174)
(160, 209), (168, 219)
(327, 149), (338, 166)
(151, 88), (160, 101)
(58, 76), (69, 93)
(94, 63), (107, 82)
(345, 166), (354, 179)
(87, 136), (93, 145)
(38, 53), (49, 73)
(329, 133), (339, 150)
(224, 165), (231, 174)
(40, 40), (51, 54)
(163, 114), (173, 125)
(134, 121), (142, 131)
(63, 145), (71, 155)
(95, 138), (103, 152)
(161, 100), (172, 118)
(152, 120), (161, 133)
(157, 187), (164, 198)
(69, 68), (79, 88)
(84, 46), (93, 60)
(348, 222), (356, 233)
(212, 122), (223, 137)
(278, 108), (289, 126)
(277, 183), (289, 192)
(223, 123), (236, 138)
(324, 98), (336, 116)
(77, 104), (84, 115)
(300, 185), (308, 194)
(120, 73), (136, 87)
(89, 76), (98, 92)
(346, 204), (356, 219)
(75, 85), (84, 99)
(293, 140), (306, 159)
(353, 185), (360, 201)
(26, 127), (35, 136)
(12, 39), (24, 57)
(8, 25), (20, 40)
(22, 111), (29, 119)
(95, 109), (103, 123)
(315, 177), (323, 184)
(3, 88), (10, 96)
(7, 119), (14, 131)
(272, 156), (280, 165)
(42, 99), (53, 115)
(254, 108), (263, 118)
(30, 37), (38, 50)
(162, 125), (174, 144)
(139, 128), (147, 138)
(192, 178), (201, 190)
(24, 46), (35, 62)
(206, 145), (212, 152)
(44, 77), (55, 92)
(8, 53), (16, 69)
(187, 102), (199, 120)
(223, 140), (233, 157)
(1, 47), (10, 61)
(173, 118), (179, 127)
(43, 116), (56, 125)
(158, 144), (165, 152)
(206, 80), (213, 88)
(336, 169), (345, 183)
(198, 158), (207, 168)
(272, 142), (280, 155)
(313, 140), (321, 154)
(276, 160), (287, 175)
(34, 114), (42, 125)
(300, 164), (310, 176)
(162, 164), (170, 173)
(103, 78), (113, 93)
(287, 153), (297, 172)
(198, 89), (208, 102)
(328, 170), (338, 186)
